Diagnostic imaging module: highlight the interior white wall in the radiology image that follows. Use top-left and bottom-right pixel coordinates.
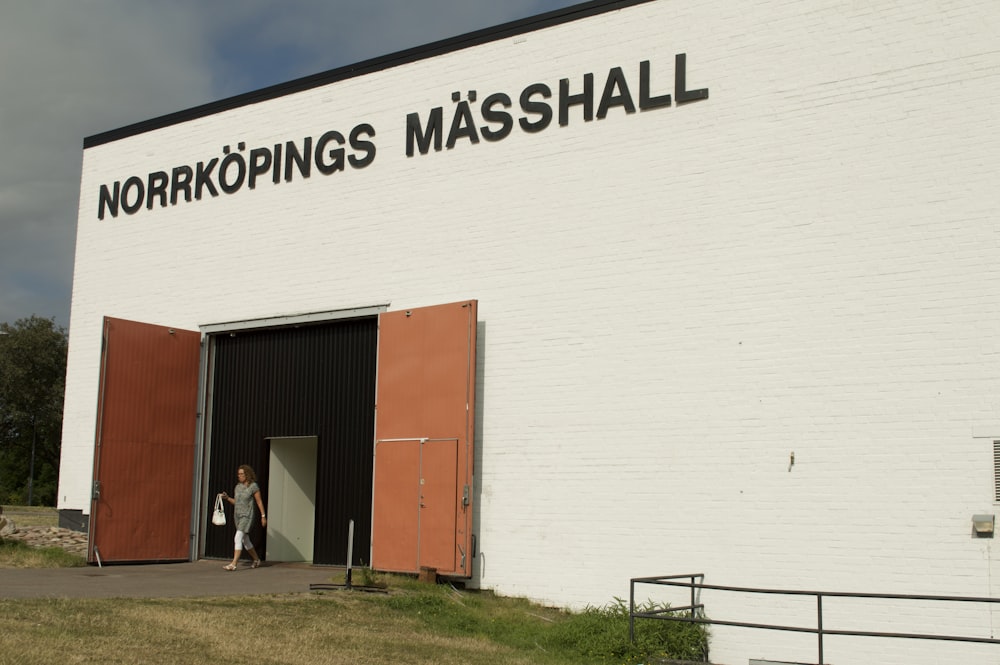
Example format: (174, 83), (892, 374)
(62, 1), (1000, 663)
(266, 436), (317, 563)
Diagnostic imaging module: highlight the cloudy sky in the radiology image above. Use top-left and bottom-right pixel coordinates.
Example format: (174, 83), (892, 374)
(0, 0), (579, 329)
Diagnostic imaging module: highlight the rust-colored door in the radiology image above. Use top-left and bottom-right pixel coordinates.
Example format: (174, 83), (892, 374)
(372, 437), (460, 572)
(420, 438), (460, 566)
(371, 300), (477, 576)
(371, 439), (420, 571)
(89, 317), (201, 563)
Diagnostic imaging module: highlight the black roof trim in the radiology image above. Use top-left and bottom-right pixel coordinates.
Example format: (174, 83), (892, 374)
(83, 0), (657, 149)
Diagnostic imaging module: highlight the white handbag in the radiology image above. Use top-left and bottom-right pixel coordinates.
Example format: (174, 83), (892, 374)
(212, 493), (227, 526)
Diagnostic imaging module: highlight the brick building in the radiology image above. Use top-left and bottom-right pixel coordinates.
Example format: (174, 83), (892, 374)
(60, 1), (1000, 662)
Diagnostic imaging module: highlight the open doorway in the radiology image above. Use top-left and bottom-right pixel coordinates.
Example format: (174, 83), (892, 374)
(201, 316), (379, 564)
(198, 301), (475, 571)
(266, 436), (318, 562)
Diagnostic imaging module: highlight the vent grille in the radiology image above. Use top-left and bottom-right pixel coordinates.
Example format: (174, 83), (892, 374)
(994, 441), (1000, 502)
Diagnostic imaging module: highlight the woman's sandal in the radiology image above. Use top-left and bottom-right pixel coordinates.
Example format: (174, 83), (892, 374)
(251, 560), (261, 569)
(223, 563), (237, 571)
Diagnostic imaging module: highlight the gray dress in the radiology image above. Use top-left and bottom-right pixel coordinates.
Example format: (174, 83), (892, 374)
(233, 481), (259, 533)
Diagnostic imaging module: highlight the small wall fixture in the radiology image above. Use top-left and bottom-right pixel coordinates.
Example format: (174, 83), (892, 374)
(972, 514), (995, 537)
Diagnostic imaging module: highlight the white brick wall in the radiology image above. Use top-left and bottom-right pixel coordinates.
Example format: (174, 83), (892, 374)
(63, 1), (1000, 662)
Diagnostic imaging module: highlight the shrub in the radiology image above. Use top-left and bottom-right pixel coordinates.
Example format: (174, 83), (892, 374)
(550, 598), (708, 664)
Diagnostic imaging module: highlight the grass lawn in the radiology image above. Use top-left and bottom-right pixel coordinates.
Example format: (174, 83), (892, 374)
(0, 505), (709, 664)
(1, 505), (58, 528)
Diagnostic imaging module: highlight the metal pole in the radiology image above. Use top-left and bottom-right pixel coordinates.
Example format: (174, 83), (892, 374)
(629, 578), (635, 643)
(817, 594), (824, 665)
(345, 519), (354, 589)
(27, 415), (36, 506)
(0, 330), (10, 496)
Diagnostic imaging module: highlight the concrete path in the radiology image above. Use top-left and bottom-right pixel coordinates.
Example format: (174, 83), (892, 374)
(0, 560), (343, 599)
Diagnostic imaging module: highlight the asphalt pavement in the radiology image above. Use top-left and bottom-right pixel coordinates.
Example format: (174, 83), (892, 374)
(0, 560), (343, 599)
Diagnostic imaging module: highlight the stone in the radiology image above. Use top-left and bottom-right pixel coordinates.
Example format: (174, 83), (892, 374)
(2, 525), (89, 557)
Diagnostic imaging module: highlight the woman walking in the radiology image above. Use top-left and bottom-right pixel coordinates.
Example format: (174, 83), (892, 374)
(220, 464), (267, 570)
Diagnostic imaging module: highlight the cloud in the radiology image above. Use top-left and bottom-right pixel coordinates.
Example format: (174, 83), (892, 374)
(0, 0), (576, 327)
(0, 1), (215, 326)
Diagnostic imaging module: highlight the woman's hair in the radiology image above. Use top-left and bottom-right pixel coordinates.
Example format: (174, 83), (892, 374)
(238, 464), (257, 483)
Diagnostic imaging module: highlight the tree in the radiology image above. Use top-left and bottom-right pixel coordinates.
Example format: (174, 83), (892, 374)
(0, 316), (68, 506)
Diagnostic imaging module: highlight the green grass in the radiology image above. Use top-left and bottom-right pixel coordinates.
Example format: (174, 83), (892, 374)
(0, 579), (707, 665)
(382, 583), (708, 664)
(0, 538), (87, 568)
(0, 506), (709, 664)
(1, 504), (58, 528)
(1, 505), (85, 568)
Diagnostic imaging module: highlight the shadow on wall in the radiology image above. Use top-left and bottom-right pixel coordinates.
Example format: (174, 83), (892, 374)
(471, 320), (487, 587)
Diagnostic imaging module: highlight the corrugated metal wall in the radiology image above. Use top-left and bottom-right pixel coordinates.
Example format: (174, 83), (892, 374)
(204, 316), (377, 565)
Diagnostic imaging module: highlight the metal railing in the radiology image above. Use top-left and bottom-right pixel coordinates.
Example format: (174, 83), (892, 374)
(629, 573), (1000, 664)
